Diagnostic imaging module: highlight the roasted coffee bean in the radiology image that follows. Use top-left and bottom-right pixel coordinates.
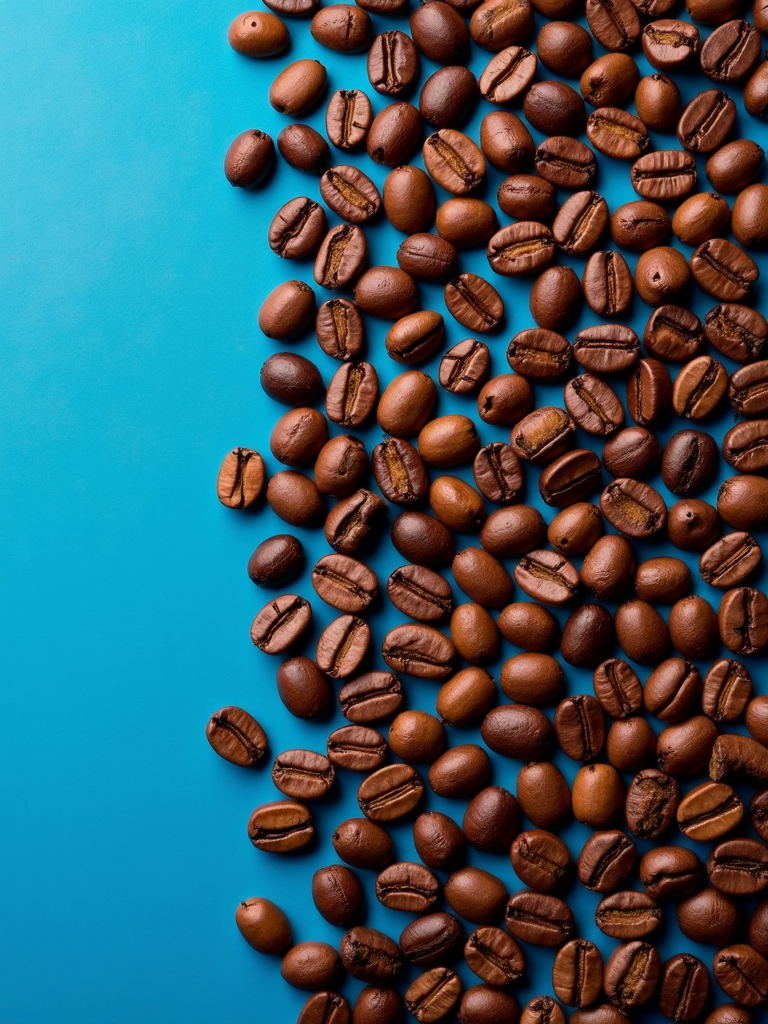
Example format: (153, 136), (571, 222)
(752, 899), (768, 957)
(437, 667), (496, 727)
(314, 435), (368, 497)
(586, 0), (640, 52)
(627, 358), (672, 427)
(706, 140), (764, 193)
(423, 129), (485, 195)
(339, 671), (403, 724)
(439, 340), (490, 395)
(747, 695), (768, 744)
(505, 891), (574, 947)
(272, 749), (335, 800)
(312, 864), (365, 928)
(277, 657), (332, 720)
(367, 102), (422, 167)
(458, 987), (521, 1024)
(516, 761), (572, 829)
(538, 20), (593, 75)
(372, 438), (428, 505)
(692, 239), (758, 301)
(572, 763), (625, 829)
(259, 280), (316, 340)
(382, 623), (455, 680)
(228, 11), (289, 56)
(601, 479), (667, 540)
(410, 1), (469, 64)
(662, 430), (718, 496)
(419, 66), (479, 130)
(553, 941), (604, 1008)
(314, 224), (367, 290)
(358, 763), (423, 822)
(708, 838), (768, 895)
(635, 246), (691, 307)
(635, 73), (682, 132)
(625, 769), (679, 839)
(391, 511), (455, 568)
(355, 267), (418, 321)
(634, 557), (691, 603)
(498, 174), (556, 220)
(613, 204), (671, 256)
(701, 533), (761, 589)
(413, 811), (465, 872)
(429, 743), (491, 799)
(383, 165), (435, 234)
(326, 89), (372, 152)
(486, 223), (554, 279)
(744, 59), (768, 117)
(400, 913), (464, 969)
(387, 564), (452, 623)
(578, 831), (637, 893)
(702, 1007), (751, 1024)
(602, 428), (659, 480)
(465, 927), (524, 986)
(224, 128), (275, 188)
(311, 554), (377, 614)
(482, 506), (545, 559)
(248, 799), (314, 852)
(581, 536), (635, 600)
(581, 255), (634, 318)
(659, 954), (710, 1021)
(732, 183), (768, 247)
(521, 997), (567, 1024)
(250, 593), (312, 653)
(298, 993), (351, 1024)
(367, 31), (418, 97)
(406, 967), (461, 1024)
(473, 443), (523, 504)
(269, 197), (327, 259)
(453, 547), (513, 609)
(677, 780), (744, 841)
(511, 830), (570, 893)
(701, 19), (761, 82)
(548, 503), (602, 556)
(673, 192), (732, 247)
(564, 375), (623, 438)
(327, 726), (387, 773)
(420, 416), (480, 470)
(269, 58), (327, 116)
(463, 787), (520, 854)
(326, 362), (378, 428)
(332, 818), (394, 871)
(707, 304), (768, 365)
(535, 137), (597, 190)
(668, 594), (718, 659)
(530, 268), (582, 332)
(277, 124), (330, 174)
(340, 927), (404, 986)
(444, 273), (504, 333)
(514, 549), (579, 607)
(316, 615), (369, 679)
(377, 371), (435, 438)
(269, 407), (327, 467)
(711, 732), (768, 787)
(430, 476), (486, 532)
(642, 19), (700, 70)
(478, 45), (537, 103)
(206, 706), (267, 767)
(657, 715), (719, 776)
(281, 942), (343, 993)
(678, 89), (736, 152)
(581, 53), (640, 108)
(501, 652), (563, 705)
(524, 81), (587, 137)
(677, 887), (742, 946)
(718, 475), (768, 532)
(376, 862), (440, 913)
(668, 498), (721, 551)
(236, 897), (292, 954)
(724, 421), (768, 474)
(217, 448), (266, 509)
(471, 0), (535, 51)
(587, 108), (649, 160)
(639, 845), (702, 900)
(480, 111), (535, 174)
(644, 306), (703, 363)
(713, 945), (768, 1007)
(498, 602), (559, 654)
(397, 234), (457, 284)
(316, 299), (366, 361)
(595, 891), (661, 940)
(604, 942), (661, 1009)
(481, 704), (552, 761)
(555, 695), (605, 762)
(325, 490), (386, 556)
(593, 660), (642, 720)
(718, 587), (768, 655)
(445, 866), (508, 925)
(607, 718), (657, 773)
(389, 711), (444, 764)
(320, 165), (379, 224)
(561, 603), (615, 668)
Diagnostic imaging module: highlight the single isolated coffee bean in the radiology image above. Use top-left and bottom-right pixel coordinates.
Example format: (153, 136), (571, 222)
(248, 799), (314, 853)
(235, 897), (292, 954)
(644, 305), (703, 363)
(595, 891), (661, 940)
(228, 11), (290, 57)
(206, 706), (267, 767)
(217, 448), (266, 509)
(581, 536), (635, 600)
(600, 479), (667, 540)
(259, 280), (316, 340)
(261, 352), (323, 407)
(444, 866), (508, 926)
(537, 20), (593, 75)
(340, 927), (403, 986)
(270, 59), (327, 117)
(312, 864), (365, 928)
(677, 887), (742, 946)
(581, 52), (640, 108)
(478, 45), (537, 104)
(272, 749), (335, 800)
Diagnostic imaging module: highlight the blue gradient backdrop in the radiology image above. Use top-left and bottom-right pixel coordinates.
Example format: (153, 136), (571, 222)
(1, 2), (767, 1022)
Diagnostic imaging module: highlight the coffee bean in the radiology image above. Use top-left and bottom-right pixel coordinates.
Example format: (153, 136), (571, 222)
(625, 769), (679, 838)
(473, 443), (524, 504)
(372, 437), (428, 504)
(272, 749), (335, 800)
(700, 532), (761, 590)
(383, 165), (436, 234)
(524, 81), (587, 136)
(316, 615), (370, 679)
(270, 59), (327, 116)
(235, 897), (292, 954)
(514, 549), (579, 606)
(339, 671), (404, 724)
(672, 191), (731, 247)
(464, 926), (525, 985)
(501, 652), (563, 704)
(587, 107), (649, 160)
(724, 421), (768, 474)
(611, 200), (671, 250)
(677, 780), (744, 841)
(678, 89), (736, 152)
(732, 183), (768, 247)
(604, 942), (661, 1009)
(320, 165), (380, 225)
(701, 19), (761, 82)
(635, 245), (691, 307)
(606, 718), (657, 773)
(668, 497), (721, 551)
(437, 198), (498, 249)
(269, 197), (327, 259)
(578, 831), (637, 893)
(678, 887), (743, 946)
(658, 713), (719, 776)
(423, 129), (485, 195)
(387, 564), (452, 623)
(486, 222), (555, 278)
(391, 511), (455, 568)
(439, 340), (490, 395)
(259, 280), (316, 340)
(565, 375), (623, 437)
(627, 358), (672, 427)
(419, 415), (480, 469)
(581, 536), (635, 600)
(661, 430), (718, 497)
(376, 861), (440, 913)
(535, 136), (597, 189)
(382, 623), (455, 680)
(708, 837), (768, 895)
(478, 45), (537, 103)
(311, 554), (377, 614)
(262, 352), (324, 409)
(593, 660), (642, 720)
(538, 20), (593, 75)
(595, 891), (661, 940)
(332, 818), (393, 871)
(707, 304), (768, 364)
(206, 706), (268, 767)
(217, 448), (266, 509)
(639, 845), (702, 900)
(340, 927), (404, 986)
(459, 985), (521, 1024)
(482, 505), (546, 557)
(586, 0), (640, 52)
(745, 59), (768, 117)
(277, 657), (332, 720)
(601, 479), (667, 539)
(507, 331), (572, 381)
(278, 124), (330, 174)
(269, 407), (327, 467)
(224, 129), (275, 188)
(554, 193), (610, 256)
(419, 66), (479, 130)
(602, 427), (659, 480)
(718, 586), (768, 655)
(561, 603), (615, 667)
(397, 234), (457, 284)
(248, 799), (314, 852)
(713, 945), (768, 1007)
(399, 912), (464, 970)
(481, 704), (552, 760)
(389, 710), (444, 764)
(410, 1), (469, 64)
(436, 667), (496, 727)
(511, 829), (570, 893)
(480, 111), (535, 174)
(250, 593), (312, 653)
(635, 73), (681, 132)
(312, 864), (365, 928)
(634, 557), (691, 604)
(548, 503), (602, 557)
(553, 940), (605, 1008)
(712, 732), (768, 789)
(355, 267), (419, 321)
(327, 725), (386, 772)
(498, 174), (556, 220)
(659, 955), (710, 1021)
(406, 967), (461, 1024)
(530, 267), (582, 332)
(445, 866), (508, 925)
(555, 695), (606, 762)
(521, 997), (566, 1024)
(581, 53), (640, 108)
(707, 140), (764, 194)
(582, 255), (634, 318)
(692, 239), (758, 301)
(325, 489), (386, 556)
(516, 761), (572, 829)
(367, 103), (422, 167)
(505, 891), (574, 947)
(449, 601), (496, 663)
(314, 224), (367, 290)
(572, 762), (625, 828)
(464, 786), (520, 853)
(326, 89), (372, 152)
(747, 695), (768, 746)
(367, 31), (418, 96)
(228, 11), (289, 56)
(413, 810), (465, 873)
(429, 743), (491, 799)
(357, 763), (423, 822)
(642, 19), (700, 70)
(752, 899), (768, 957)
(298, 993), (350, 1024)
(719, 474), (768, 532)
(430, 475), (487, 532)
(644, 305), (703, 363)
(444, 273), (504, 333)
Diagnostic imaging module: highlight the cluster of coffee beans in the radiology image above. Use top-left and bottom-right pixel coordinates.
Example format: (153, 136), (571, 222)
(210, 0), (768, 1021)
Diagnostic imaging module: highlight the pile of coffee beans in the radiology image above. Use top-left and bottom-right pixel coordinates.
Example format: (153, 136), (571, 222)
(210, 0), (768, 1020)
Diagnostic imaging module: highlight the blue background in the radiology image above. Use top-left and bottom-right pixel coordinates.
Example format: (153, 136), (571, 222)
(1, 2), (768, 1022)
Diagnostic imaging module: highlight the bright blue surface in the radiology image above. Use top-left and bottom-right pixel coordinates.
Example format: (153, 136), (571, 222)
(2, 2), (768, 1022)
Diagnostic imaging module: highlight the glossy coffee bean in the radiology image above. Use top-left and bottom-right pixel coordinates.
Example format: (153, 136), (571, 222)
(657, 716), (718, 777)
(444, 273), (504, 333)
(357, 764), (423, 822)
(561, 604), (615, 668)
(625, 769), (679, 839)
(640, 845), (702, 901)
(581, 53), (640, 109)
(505, 891), (574, 947)
(498, 175), (556, 220)
(578, 831), (637, 893)
(635, 73), (681, 131)
(389, 711), (444, 764)
(713, 945), (768, 1007)
(340, 927), (403, 986)
(537, 20), (592, 75)
(547, 503), (602, 557)
(595, 891), (661, 940)
(352, 987), (403, 1024)
(677, 887), (742, 946)
(327, 726), (386, 773)
(662, 430), (718, 496)
(473, 442), (524, 503)
(708, 838), (768, 895)
(419, 67), (479, 130)
(376, 861), (440, 913)
(659, 954), (710, 1021)
(312, 864), (365, 928)
(429, 744), (490, 799)
(607, 718), (657, 773)
(521, 997), (567, 1024)
(627, 358), (672, 427)
(332, 818), (393, 871)
(572, 763), (625, 829)
(534, 136), (597, 190)
(206, 706), (268, 767)
(593, 660), (642, 720)
(224, 129), (275, 188)
(248, 799), (314, 852)
(325, 490), (386, 556)
(555, 695), (605, 762)
(399, 912), (464, 970)
(217, 447), (266, 509)
(382, 623), (455, 680)
(498, 602), (559, 653)
(339, 672), (403, 723)
(673, 192), (731, 247)
(511, 829), (570, 893)
(445, 867), (508, 925)
(413, 811), (465, 873)
(464, 926), (525, 986)
(581, 536), (635, 600)
(326, 89), (372, 153)
(601, 480), (667, 540)
(677, 781), (744, 841)
(516, 761), (571, 829)
(478, 45), (537, 104)
(463, 787), (519, 854)
(250, 593), (313, 653)
(314, 224), (367, 290)
(604, 942), (661, 1010)
(236, 897), (292, 954)
(581, 257), (634, 319)
(270, 197), (327, 259)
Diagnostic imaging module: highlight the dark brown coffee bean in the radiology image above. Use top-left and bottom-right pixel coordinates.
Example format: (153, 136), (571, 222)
(505, 891), (575, 947)
(269, 197), (327, 260)
(627, 358), (672, 428)
(298, 993), (351, 1024)
(678, 89), (736, 152)
(520, 997), (567, 1024)
(236, 897), (292, 955)
(387, 564), (452, 623)
(498, 174), (556, 220)
(516, 761), (572, 830)
(383, 165), (435, 235)
(677, 780), (744, 840)
(400, 912), (464, 969)
(316, 299), (366, 363)
(325, 490), (386, 556)
(406, 967), (461, 1023)
(607, 718), (657, 773)
(593, 660), (642, 720)
(670, 596), (719, 659)
(314, 224), (367, 290)
(366, 102), (422, 167)
(498, 602), (559, 653)
(581, 52), (640, 108)
(486, 223), (554, 279)
(744, 59), (768, 117)
(478, 45), (537, 103)
(639, 845), (703, 900)
(272, 748), (335, 800)
(357, 763), (423, 822)
(561, 604), (615, 667)
(314, 435), (368, 498)
(410, 1), (469, 64)
(704, 659), (752, 726)
(635, 72), (681, 132)
(445, 273), (504, 333)
(312, 863), (365, 928)
(747, 695), (768, 746)
(419, 66), (479, 130)
(724, 421), (768, 474)
(507, 331), (571, 381)
(611, 200), (671, 249)
(326, 89), (372, 152)
(626, 769), (679, 839)
(327, 726), (386, 772)
(548, 503), (602, 557)
(755, 904), (768, 958)
(367, 31), (418, 97)
(276, 657), (332, 721)
(732, 182), (768, 246)
(587, 108), (649, 160)
(529, 267), (582, 333)
(319, 165), (380, 224)
(480, 111), (535, 174)
(535, 137), (597, 189)
(642, 19), (700, 70)
(445, 866), (508, 925)
(644, 306), (703, 363)
(713, 945), (768, 1007)
(250, 593), (312, 653)
(595, 891), (661, 940)
(471, 0), (535, 51)
(376, 861), (440, 913)
(206, 706), (267, 767)
(659, 955), (710, 1021)
(391, 511), (455, 568)
(586, 0), (640, 52)
(465, 927), (525, 986)
(581, 536), (635, 600)
(397, 234), (457, 284)
(224, 128), (275, 188)
(482, 505), (546, 557)
(538, 20), (593, 75)
(439, 340), (490, 395)
(269, 407), (327, 467)
(332, 818), (393, 871)
(217, 448), (266, 509)
(661, 430), (718, 496)
(372, 438), (427, 505)
(678, 887), (743, 946)
(463, 787), (520, 853)
(524, 81), (587, 137)
(708, 837), (768, 895)
(564, 375), (623, 437)
(582, 254), (634, 318)
(514, 549), (579, 606)
(511, 829), (570, 893)
(552, 940), (604, 1008)
(261, 352), (323, 409)
(713, 732), (768, 788)
(277, 124), (330, 174)
(340, 927), (404, 986)
(701, 19), (761, 82)
(692, 239), (758, 302)
(501, 652), (563, 704)
(325, 364), (376, 432)
(248, 799), (314, 852)
(430, 476), (487, 532)
(339, 671), (404, 724)
(601, 479), (667, 539)
(413, 811), (465, 872)
(604, 942), (661, 1009)
(477, 375), (532, 429)
(718, 586), (768, 654)
(578, 831), (637, 893)
(481, 704), (552, 760)
(382, 623), (455, 680)
(555, 695), (605, 762)
(668, 498), (721, 551)
(316, 615), (369, 680)
(602, 428), (659, 480)
(707, 304), (768, 365)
